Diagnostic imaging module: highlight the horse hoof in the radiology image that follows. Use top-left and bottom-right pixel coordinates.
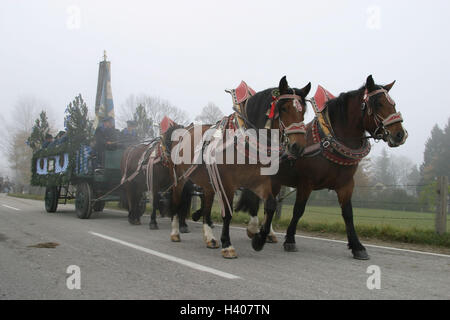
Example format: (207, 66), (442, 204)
(170, 234), (181, 242)
(207, 239), (220, 249)
(128, 219), (141, 225)
(191, 210), (202, 222)
(267, 234), (278, 243)
(246, 229), (256, 239)
(180, 225), (190, 234)
(353, 249), (370, 260)
(251, 233), (266, 252)
(149, 223), (159, 230)
(283, 242), (298, 252)
(221, 246), (237, 259)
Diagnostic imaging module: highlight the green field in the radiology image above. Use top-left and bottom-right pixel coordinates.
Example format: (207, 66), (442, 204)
(208, 201), (450, 247)
(8, 193), (450, 247)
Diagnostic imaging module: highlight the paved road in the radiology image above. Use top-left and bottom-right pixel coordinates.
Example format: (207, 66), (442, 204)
(0, 194), (449, 300)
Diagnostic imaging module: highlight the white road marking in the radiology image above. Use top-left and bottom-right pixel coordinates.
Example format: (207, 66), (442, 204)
(89, 231), (241, 280)
(2, 204), (21, 211)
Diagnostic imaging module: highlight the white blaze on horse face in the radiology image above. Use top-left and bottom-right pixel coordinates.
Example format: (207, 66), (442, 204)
(171, 216), (179, 236)
(259, 129), (279, 176)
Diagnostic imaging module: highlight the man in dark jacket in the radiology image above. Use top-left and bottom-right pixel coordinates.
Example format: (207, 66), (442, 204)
(42, 133), (54, 149)
(93, 117), (118, 168)
(121, 120), (139, 145)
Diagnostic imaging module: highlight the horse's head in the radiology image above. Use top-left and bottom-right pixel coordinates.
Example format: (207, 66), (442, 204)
(362, 75), (407, 147)
(272, 76), (311, 157)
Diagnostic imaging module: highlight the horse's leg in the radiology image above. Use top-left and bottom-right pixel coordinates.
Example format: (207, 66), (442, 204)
(266, 181), (283, 244)
(266, 223), (278, 244)
(220, 190), (237, 259)
(283, 186), (312, 252)
(169, 181), (185, 242)
(127, 183), (141, 225)
(336, 181), (369, 260)
(246, 191), (260, 239)
(149, 191), (159, 230)
(179, 184), (191, 234)
(201, 187), (219, 249)
(252, 183), (279, 252)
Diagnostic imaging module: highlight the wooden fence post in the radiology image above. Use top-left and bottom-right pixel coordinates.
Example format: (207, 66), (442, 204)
(435, 176), (448, 235)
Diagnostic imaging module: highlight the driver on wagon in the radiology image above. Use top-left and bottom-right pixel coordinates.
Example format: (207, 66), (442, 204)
(93, 116), (118, 169)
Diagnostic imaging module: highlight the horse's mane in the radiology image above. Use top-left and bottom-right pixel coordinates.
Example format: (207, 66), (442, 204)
(327, 83), (387, 125)
(161, 124), (184, 152)
(245, 87), (307, 129)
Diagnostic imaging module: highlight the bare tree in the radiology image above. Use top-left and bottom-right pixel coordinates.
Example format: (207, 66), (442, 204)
(118, 94), (190, 131)
(195, 102), (224, 124)
(2, 95), (50, 191)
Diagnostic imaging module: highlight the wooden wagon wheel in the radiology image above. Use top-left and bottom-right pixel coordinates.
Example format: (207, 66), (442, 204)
(45, 186), (59, 213)
(75, 182), (93, 219)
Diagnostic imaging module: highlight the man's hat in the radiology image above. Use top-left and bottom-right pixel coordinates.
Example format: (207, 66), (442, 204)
(126, 120), (138, 127)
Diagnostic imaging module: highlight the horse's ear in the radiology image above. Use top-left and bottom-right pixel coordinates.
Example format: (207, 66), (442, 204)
(366, 75), (376, 92)
(383, 80), (396, 92)
(299, 82), (311, 97)
(279, 76), (289, 94)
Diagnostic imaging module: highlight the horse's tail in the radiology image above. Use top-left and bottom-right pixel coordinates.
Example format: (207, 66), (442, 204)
(235, 189), (261, 217)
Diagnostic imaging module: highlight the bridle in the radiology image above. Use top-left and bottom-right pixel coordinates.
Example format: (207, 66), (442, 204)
(272, 90), (307, 150)
(361, 88), (405, 143)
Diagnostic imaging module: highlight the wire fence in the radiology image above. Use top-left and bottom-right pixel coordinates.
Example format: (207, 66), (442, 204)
(273, 182), (449, 232)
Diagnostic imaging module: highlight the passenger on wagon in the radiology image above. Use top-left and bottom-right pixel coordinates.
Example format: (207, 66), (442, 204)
(42, 133), (54, 149)
(121, 120), (139, 144)
(93, 117), (118, 169)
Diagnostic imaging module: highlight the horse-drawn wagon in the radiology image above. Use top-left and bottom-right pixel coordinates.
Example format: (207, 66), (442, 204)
(31, 143), (133, 219)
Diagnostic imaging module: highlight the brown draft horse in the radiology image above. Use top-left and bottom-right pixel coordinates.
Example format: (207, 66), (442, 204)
(120, 140), (194, 231)
(236, 75), (408, 260)
(162, 76), (311, 259)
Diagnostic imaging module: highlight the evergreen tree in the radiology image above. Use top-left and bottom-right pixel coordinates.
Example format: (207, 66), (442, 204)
(373, 148), (396, 186)
(420, 123), (446, 182)
(435, 117), (450, 178)
(26, 111), (51, 152)
(133, 104), (154, 139)
(64, 94), (94, 145)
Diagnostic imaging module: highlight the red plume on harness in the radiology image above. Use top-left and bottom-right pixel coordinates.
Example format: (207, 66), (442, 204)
(268, 96), (277, 119)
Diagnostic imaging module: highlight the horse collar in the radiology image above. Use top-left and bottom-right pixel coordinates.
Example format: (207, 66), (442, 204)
(312, 108), (371, 166)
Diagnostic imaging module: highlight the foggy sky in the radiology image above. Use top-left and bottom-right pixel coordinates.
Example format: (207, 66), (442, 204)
(1, 0), (449, 172)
